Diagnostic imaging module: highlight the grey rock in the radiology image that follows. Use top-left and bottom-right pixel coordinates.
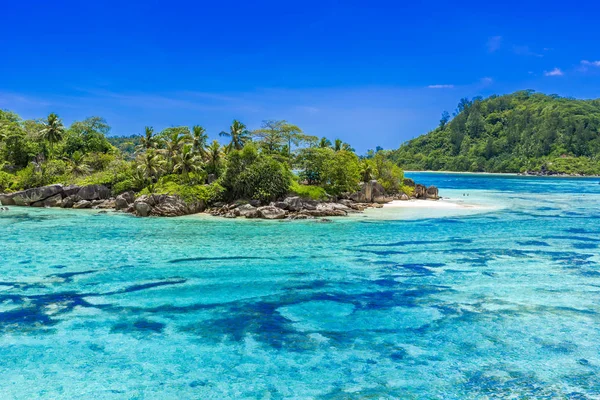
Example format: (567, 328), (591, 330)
(274, 201), (288, 210)
(134, 202), (152, 217)
(400, 193), (409, 201)
(373, 195), (394, 204)
(73, 200), (92, 209)
(283, 196), (304, 211)
(426, 185), (439, 199)
(133, 194), (203, 217)
(301, 199), (319, 210)
(0, 194), (16, 206)
(77, 185), (110, 201)
(414, 184), (427, 199)
(38, 193), (63, 207)
(62, 185), (81, 198)
(249, 199), (261, 207)
(257, 206), (287, 219)
(115, 191), (135, 210)
(371, 180), (386, 198)
(350, 180), (384, 203)
(61, 195), (78, 208)
(238, 204), (258, 218)
(12, 184), (64, 206)
(94, 199), (116, 209)
(115, 195), (130, 210)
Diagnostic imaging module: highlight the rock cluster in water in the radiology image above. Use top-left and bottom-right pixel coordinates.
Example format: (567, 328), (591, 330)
(0, 178), (439, 219)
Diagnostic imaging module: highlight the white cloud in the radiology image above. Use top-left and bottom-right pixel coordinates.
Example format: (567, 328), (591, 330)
(427, 84), (454, 89)
(480, 77), (493, 85)
(544, 68), (564, 77)
(487, 36), (502, 53)
(513, 45), (543, 58)
(581, 60), (600, 67)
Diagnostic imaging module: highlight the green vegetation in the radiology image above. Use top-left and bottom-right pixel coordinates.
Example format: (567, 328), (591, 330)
(0, 109), (408, 205)
(389, 91), (600, 174)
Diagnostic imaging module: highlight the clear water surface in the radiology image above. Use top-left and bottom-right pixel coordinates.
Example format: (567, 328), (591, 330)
(1, 172), (600, 399)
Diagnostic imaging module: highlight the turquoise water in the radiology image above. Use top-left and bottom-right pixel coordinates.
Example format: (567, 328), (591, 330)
(1, 172), (600, 399)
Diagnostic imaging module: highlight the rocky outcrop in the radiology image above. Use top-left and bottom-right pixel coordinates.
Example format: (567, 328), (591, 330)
(73, 200), (92, 209)
(237, 204), (259, 218)
(93, 199), (116, 209)
(0, 194), (16, 206)
(133, 194), (204, 217)
(0, 178), (440, 220)
(1, 184), (112, 207)
(257, 206), (287, 219)
(426, 186), (439, 199)
(349, 178), (438, 203)
(11, 184), (64, 206)
(77, 185), (110, 201)
(413, 184), (427, 199)
(32, 193), (63, 208)
(283, 196), (303, 211)
(62, 185), (81, 197)
(134, 201), (152, 217)
(349, 180), (391, 203)
(207, 197), (368, 220)
(115, 192), (135, 210)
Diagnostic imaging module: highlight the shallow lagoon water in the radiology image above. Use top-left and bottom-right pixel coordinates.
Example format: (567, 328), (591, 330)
(1, 172), (600, 399)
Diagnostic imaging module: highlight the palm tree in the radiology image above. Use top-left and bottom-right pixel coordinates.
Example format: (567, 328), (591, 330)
(205, 140), (223, 176)
(39, 113), (65, 156)
(162, 129), (191, 173)
(219, 119), (251, 151)
(67, 151), (90, 177)
(319, 137), (332, 148)
(359, 160), (374, 182)
(191, 125), (208, 156)
(173, 144), (203, 180)
(333, 139), (343, 151)
(137, 126), (156, 153)
(137, 149), (164, 183)
(333, 139), (353, 152)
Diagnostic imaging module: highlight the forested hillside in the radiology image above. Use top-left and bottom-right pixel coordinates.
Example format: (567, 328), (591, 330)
(389, 91), (600, 174)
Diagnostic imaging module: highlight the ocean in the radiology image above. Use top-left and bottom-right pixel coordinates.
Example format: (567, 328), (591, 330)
(1, 172), (599, 398)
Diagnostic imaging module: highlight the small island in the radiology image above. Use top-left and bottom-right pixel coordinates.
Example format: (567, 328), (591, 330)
(0, 111), (438, 219)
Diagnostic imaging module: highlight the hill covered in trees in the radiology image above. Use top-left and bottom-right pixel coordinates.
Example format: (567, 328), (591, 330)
(389, 91), (600, 175)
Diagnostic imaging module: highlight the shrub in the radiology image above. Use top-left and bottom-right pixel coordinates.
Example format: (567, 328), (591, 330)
(0, 171), (16, 192)
(112, 179), (141, 195)
(237, 157), (292, 203)
(14, 164), (44, 189)
(222, 144), (292, 202)
(84, 152), (116, 171)
(139, 180), (225, 205)
(289, 180), (328, 200)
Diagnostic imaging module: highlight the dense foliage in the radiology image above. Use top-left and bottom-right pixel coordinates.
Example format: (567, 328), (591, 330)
(389, 91), (600, 174)
(0, 109), (408, 205)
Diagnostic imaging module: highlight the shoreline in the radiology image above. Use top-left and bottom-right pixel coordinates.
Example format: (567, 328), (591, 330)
(382, 199), (487, 210)
(405, 170), (600, 178)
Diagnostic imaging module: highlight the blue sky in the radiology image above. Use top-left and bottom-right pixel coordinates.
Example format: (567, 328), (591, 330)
(1, 0), (599, 152)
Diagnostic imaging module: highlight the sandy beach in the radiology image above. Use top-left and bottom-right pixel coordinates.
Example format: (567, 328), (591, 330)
(382, 199), (484, 209)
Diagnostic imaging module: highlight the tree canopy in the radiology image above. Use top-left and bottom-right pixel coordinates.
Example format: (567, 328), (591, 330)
(0, 112), (406, 205)
(389, 91), (600, 174)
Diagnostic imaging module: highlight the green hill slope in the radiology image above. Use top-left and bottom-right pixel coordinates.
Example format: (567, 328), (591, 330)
(389, 90), (600, 175)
